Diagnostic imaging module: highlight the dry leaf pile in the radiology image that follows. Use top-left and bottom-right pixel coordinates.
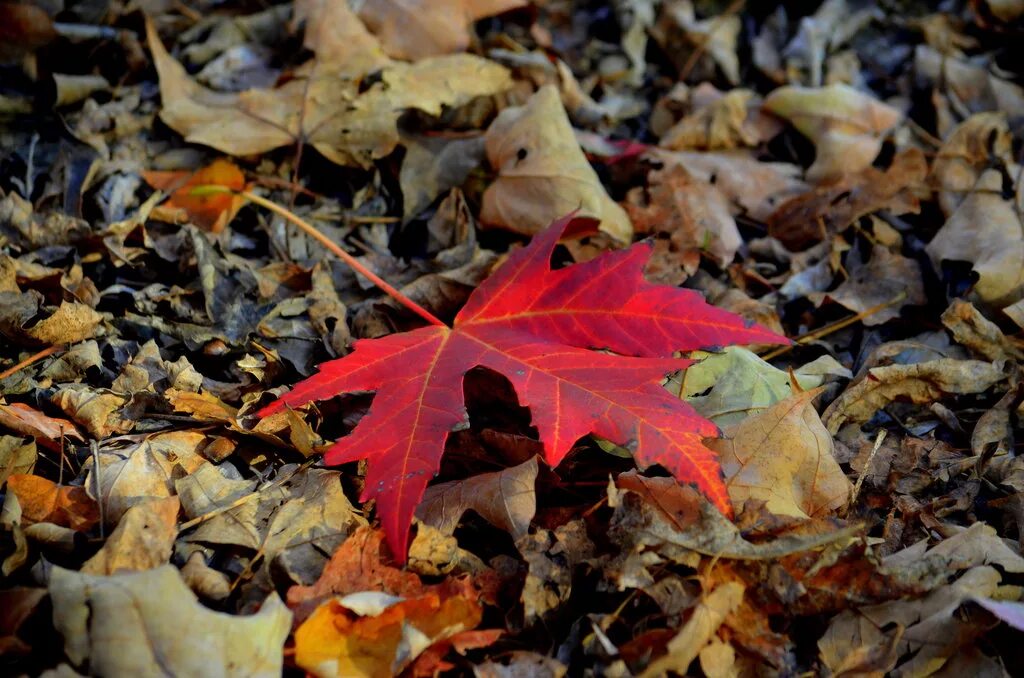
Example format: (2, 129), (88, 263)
(3, 0), (1024, 676)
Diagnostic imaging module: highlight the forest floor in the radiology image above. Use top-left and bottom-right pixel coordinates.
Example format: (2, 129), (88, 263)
(3, 0), (1024, 676)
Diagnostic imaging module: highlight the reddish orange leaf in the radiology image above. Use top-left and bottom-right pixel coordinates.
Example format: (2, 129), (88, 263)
(261, 215), (787, 559)
(6, 474), (99, 531)
(143, 159), (247, 232)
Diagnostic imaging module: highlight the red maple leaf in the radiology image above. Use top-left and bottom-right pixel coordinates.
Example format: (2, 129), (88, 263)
(260, 215), (786, 559)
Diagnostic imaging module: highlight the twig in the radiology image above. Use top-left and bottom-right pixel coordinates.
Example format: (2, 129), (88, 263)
(847, 429), (887, 515)
(0, 344), (64, 381)
(91, 440), (105, 538)
(760, 292), (907, 361)
(196, 186), (446, 327)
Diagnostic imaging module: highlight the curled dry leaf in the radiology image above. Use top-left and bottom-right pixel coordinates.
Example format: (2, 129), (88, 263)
(822, 359), (1006, 434)
(5, 475), (99, 532)
(707, 389), (853, 519)
(930, 113), (1014, 216)
(941, 299), (1023, 362)
(659, 89), (763, 151)
(357, 0), (527, 60)
(416, 456), (538, 539)
(147, 13), (511, 168)
(813, 244), (926, 325)
(0, 402), (83, 447)
(0, 437), (35, 489)
(81, 497), (179, 575)
(481, 86), (633, 243)
(763, 83), (902, 182)
(49, 565), (291, 677)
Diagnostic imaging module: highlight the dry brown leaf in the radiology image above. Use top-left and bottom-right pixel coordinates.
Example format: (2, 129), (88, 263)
(763, 83), (902, 182)
(646, 148), (808, 222)
(624, 164), (741, 283)
(822, 359), (1006, 433)
(147, 14), (511, 168)
(767, 149), (926, 251)
(659, 89), (763, 151)
(930, 113), (1014, 216)
(85, 431), (208, 526)
(165, 388), (239, 422)
(81, 497), (179, 575)
(481, 85), (633, 243)
(652, 1), (741, 84)
(814, 244), (926, 325)
(49, 564), (291, 677)
(5, 474), (99, 532)
(50, 387), (132, 439)
(25, 302), (102, 345)
(941, 299), (1024, 362)
(416, 456), (537, 539)
(708, 389), (852, 519)
(176, 461), (261, 550)
(0, 436), (36, 488)
(357, 0), (526, 60)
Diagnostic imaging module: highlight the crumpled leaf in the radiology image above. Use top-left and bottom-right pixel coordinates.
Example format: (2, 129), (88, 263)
(175, 461), (261, 549)
(0, 587), (46, 656)
(624, 164), (742, 282)
(50, 386), (133, 438)
(822, 359), (1006, 433)
(517, 520), (593, 624)
(0, 436), (36, 488)
(81, 497), (179, 575)
(659, 89), (764, 151)
(84, 431), (208, 526)
(707, 389), (853, 519)
(416, 456), (537, 539)
(652, 1), (741, 84)
(147, 12), (511, 168)
(357, 0), (526, 60)
(6, 474), (99, 532)
(143, 158), (248, 233)
(763, 83), (902, 182)
(481, 86), (633, 243)
(942, 300), (1024, 362)
(813, 244), (926, 325)
(639, 582), (744, 678)
(49, 564), (291, 677)
(474, 652), (567, 678)
(0, 293), (102, 348)
(0, 402), (83, 446)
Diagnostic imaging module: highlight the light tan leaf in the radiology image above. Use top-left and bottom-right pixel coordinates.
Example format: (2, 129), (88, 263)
(175, 461), (261, 549)
(357, 0), (526, 60)
(84, 431), (207, 525)
(81, 497), (179, 575)
(814, 244), (926, 325)
(659, 89), (762, 151)
(763, 83), (902, 182)
(0, 436), (36, 488)
(26, 302), (102, 345)
(49, 564), (291, 677)
(481, 85), (633, 243)
(416, 457), (538, 539)
(941, 299), (1023, 362)
(707, 389), (852, 519)
(50, 386), (132, 438)
(822, 359), (1005, 434)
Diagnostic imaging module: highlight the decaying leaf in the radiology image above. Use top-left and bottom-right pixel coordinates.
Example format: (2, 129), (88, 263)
(708, 389), (853, 519)
(416, 456), (538, 539)
(822, 359), (1006, 433)
(481, 86), (633, 243)
(942, 299), (1024, 362)
(81, 497), (179, 575)
(813, 244), (926, 325)
(143, 158), (247, 233)
(763, 83), (902, 182)
(5, 474), (99, 532)
(0, 437), (36, 488)
(49, 564), (291, 677)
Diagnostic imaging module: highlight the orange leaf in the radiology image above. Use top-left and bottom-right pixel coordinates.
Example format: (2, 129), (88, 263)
(6, 474), (99, 531)
(143, 159), (247, 233)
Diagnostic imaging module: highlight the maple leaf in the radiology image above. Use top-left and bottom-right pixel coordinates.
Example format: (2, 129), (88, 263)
(260, 215), (786, 559)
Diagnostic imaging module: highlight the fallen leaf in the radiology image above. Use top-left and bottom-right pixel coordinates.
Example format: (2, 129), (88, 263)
(143, 158), (247, 232)
(81, 497), (179, 575)
(822, 359), (1006, 433)
(0, 587), (46, 656)
(416, 456), (538, 539)
(175, 461), (261, 549)
(813, 244), (926, 325)
(763, 83), (902, 182)
(517, 520), (592, 624)
(941, 299), (1024, 362)
(707, 389), (853, 519)
(147, 13), (511, 168)
(652, 1), (741, 84)
(6, 474), (99, 532)
(261, 214), (783, 558)
(481, 86), (634, 243)
(474, 652), (567, 678)
(49, 564), (291, 677)
(357, 0), (526, 60)
(659, 89), (762, 150)
(624, 164), (742, 282)
(0, 436), (36, 488)
(50, 386), (133, 438)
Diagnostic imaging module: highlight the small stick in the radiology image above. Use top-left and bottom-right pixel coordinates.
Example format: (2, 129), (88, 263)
(91, 440), (105, 538)
(0, 344), (64, 381)
(847, 429), (887, 514)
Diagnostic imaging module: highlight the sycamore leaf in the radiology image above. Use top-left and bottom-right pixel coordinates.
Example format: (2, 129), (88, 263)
(261, 215), (785, 560)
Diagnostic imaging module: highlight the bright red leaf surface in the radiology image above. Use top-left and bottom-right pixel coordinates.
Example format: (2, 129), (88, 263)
(260, 215), (786, 559)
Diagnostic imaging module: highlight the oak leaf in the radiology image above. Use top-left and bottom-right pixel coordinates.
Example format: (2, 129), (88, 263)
(262, 215), (785, 559)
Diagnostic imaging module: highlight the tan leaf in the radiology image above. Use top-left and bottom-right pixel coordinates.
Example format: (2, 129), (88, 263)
(147, 15), (511, 168)
(49, 564), (291, 677)
(659, 89), (761, 151)
(81, 497), (179, 575)
(0, 436), (36, 488)
(814, 244), (926, 325)
(50, 386), (132, 438)
(416, 456), (538, 539)
(165, 388), (238, 422)
(707, 389), (852, 519)
(941, 299), (1024, 362)
(822, 359), (1005, 434)
(481, 85), (633, 243)
(357, 0), (526, 60)
(763, 83), (902, 182)
(175, 461), (261, 549)
(26, 302), (102, 345)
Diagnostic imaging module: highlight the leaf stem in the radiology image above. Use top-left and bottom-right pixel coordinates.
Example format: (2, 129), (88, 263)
(204, 187), (446, 327)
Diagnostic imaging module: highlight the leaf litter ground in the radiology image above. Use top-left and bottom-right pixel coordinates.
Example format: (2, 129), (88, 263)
(3, 1), (1024, 676)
